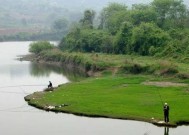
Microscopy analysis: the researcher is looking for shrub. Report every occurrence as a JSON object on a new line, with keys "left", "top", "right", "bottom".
{"left": 177, "top": 73, "right": 189, "bottom": 79}
{"left": 155, "top": 60, "right": 178, "bottom": 75}
{"left": 29, "top": 41, "right": 54, "bottom": 54}
{"left": 159, "top": 67, "right": 178, "bottom": 75}
{"left": 122, "top": 63, "right": 149, "bottom": 74}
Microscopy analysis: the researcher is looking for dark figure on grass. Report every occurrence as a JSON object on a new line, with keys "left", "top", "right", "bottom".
{"left": 48, "top": 81, "right": 53, "bottom": 88}
{"left": 163, "top": 103, "right": 169, "bottom": 123}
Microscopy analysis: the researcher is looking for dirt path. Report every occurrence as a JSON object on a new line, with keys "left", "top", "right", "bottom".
{"left": 142, "top": 81, "right": 188, "bottom": 87}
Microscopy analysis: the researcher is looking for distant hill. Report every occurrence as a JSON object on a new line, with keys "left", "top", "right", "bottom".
{"left": 0, "top": 0, "right": 151, "bottom": 30}
{"left": 0, "top": 0, "right": 188, "bottom": 33}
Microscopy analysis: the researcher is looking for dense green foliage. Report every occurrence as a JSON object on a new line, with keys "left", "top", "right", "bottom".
{"left": 25, "top": 0, "right": 189, "bottom": 126}
{"left": 29, "top": 41, "right": 54, "bottom": 54}
{"left": 60, "top": 29, "right": 113, "bottom": 53}
{"left": 59, "top": 0, "right": 189, "bottom": 59}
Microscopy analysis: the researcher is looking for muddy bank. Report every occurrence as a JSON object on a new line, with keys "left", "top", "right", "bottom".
{"left": 20, "top": 54, "right": 93, "bottom": 76}
{"left": 142, "top": 81, "right": 188, "bottom": 87}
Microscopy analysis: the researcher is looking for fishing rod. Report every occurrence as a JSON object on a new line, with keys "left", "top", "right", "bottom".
{"left": 0, "top": 109, "right": 43, "bottom": 113}
{"left": 0, "top": 104, "right": 28, "bottom": 111}
{"left": 0, "top": 91, "right": 30, "bottom": 95}
{"left": 0, "top": 84, "right": 47, "bottom": 89}
{"left": 156, "top": 88, "right": 164, "bottom": 106}
{"left": 0, "top": 84, "right": 47, "bottom": 94}
{"left": 0, "top": 104, "right": 43, "bottom": 113}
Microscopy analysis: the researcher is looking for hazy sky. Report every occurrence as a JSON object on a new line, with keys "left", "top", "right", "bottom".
{"left": 61, "top": 0, "right": 188, "bottom": 10}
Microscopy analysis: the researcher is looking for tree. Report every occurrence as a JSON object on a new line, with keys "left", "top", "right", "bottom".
{"left": 59, "top": 27, "right": 81, "bottom": 51}
{"left": 130, "top": 22, "right": 170, "bottom": 55}
{"left": 80, "top": 10, "right": 96, "bottom": 29}
{"left": 152, "top": 0, "right": 189, "bottom": 29}
{"left": 59, "top": 28, "right": 112, "bottom": 53}
{"left": 161, "top": 29, "right": 189, "bottom": 58}
{"left": 114, "top": 22, "right": 133, "bottom": 54}
{"left": 130, "top": 4, "right": 157, "bottom": 25}
{"left": 101, "top": 36, "right": 114, "bottom": 53}
{"left": 53, "top": 18, "right": 69, "bottom": 32}
{"left": 99, "top": 3, "right": 128, "bottom": 35}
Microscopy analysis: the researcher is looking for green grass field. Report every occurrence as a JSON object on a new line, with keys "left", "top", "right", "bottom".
{"left": 26, "top": 75, "right": 189, "bottom": 126}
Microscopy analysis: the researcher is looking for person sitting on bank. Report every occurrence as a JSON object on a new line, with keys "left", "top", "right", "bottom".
{"left": 48, "top": 81, "right": 53, "bottom": 88}
{"left": 163, "top": 103, "right": 170, "bottom": 123}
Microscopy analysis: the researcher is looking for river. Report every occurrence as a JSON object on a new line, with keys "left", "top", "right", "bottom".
{"left": 0, "top": 41, "right": 188, "bottom": 135}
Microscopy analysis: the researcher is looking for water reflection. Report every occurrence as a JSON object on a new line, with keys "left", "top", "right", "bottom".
{"left": 164, "top": 127, "right": 169, "bottom": 135}
{"left": 30, "top": 62, "right": 87, "bottom": 81}
{"left": 29, "top": 63, "right": 52, "bottom": 77}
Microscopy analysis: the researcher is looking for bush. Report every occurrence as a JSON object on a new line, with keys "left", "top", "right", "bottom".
{"left": 29, "top": 41, "right": 54, "bottom": 54}
{"left": 122, "top": 63, "right": 149, "bottom": 74}
{"left": 154, "top": 60, "right": 178, "bottom": 75}
{"left": 159, "top": 67, "right": 178, "bottom": 75}
{"left": 177, "top": 73, "right": 189, "bottom": 79}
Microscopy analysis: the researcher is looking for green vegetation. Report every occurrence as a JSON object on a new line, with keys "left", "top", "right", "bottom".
{"left": 26, "top": 75, "right": 189, "bottom": 125}
{"left": 29, "top": 41, "right": 54, "bottom": 54}
{"left": 26, "top": 43, "right": 189, "bottom": 126}
{"left": 32, "top": 48, "right": 189, "bottom": 77}
{"left": 59, "top": 0, "right": 189, "bottom": 60}
{"left": 26, "top": 42, "right": 189, "bottom": 126}
{"left": 25, "top": 0, "right": 189, "bottom": 126}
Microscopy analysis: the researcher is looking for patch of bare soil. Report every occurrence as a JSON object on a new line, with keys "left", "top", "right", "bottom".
{"left": 18, "top": 54, "right": 36, "bottom": 61}
{"left": 142, "top": 81, "right": 188, "bottom": 87}
{"left": 24, "top": 91, "right": 45, "bottom": 101}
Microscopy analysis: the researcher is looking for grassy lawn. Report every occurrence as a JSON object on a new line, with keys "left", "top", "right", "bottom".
{"left": 26, "top": 75, "right": 189, "bottom": 125}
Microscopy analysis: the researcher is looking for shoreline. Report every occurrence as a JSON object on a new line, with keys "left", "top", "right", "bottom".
{"left": 19, "top": 54, "right": 96, "bottom": 77}
{"left": 24, "top": 90, "right": 182, "bottom": 128}
{"left": 22, "top": 53, "right": 189, "bottom": 128}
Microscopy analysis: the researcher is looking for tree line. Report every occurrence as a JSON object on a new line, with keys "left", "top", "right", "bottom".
{"left": 59, "top": 0, "right": 189, "bottom": 59}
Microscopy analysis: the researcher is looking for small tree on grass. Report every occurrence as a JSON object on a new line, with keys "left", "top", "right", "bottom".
{"left": 29, "top": 41, "right": 54, "bottom": 54}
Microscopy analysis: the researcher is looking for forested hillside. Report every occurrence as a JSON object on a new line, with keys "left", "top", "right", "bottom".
{"left": 0, "top": 0, "right": 188, "bottom": 41}
{"left": 0, "top": 0, "right": 150, "bottom": 40}
{"left": 0, "top": 0, "right": 147, "bottom": 28}
{"left": 1, "top": 0, "right": 188, "bottom": 29}
{"left": 0, "top": 0, "right": 79, "bottom": 28}
{"left": 59, "top": 0, "right": 189, "bottom": 60}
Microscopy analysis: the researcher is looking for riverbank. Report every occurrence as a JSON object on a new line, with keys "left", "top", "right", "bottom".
{"left": 23, "top": 51, "right": 189, "bottom": 127}
{"left": 25, "top": 74, "right": 189, "bottom": 127}
{"left": 21, "top": 49, "right": 189, "bottom": 78}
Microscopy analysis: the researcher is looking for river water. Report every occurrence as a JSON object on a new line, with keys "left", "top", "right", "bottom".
{"left": 0, "top": 41, "right": 188, "bottom": 135}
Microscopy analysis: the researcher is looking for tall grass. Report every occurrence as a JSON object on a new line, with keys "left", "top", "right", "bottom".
{"left": 37, "top": 50, "right": 189, "bottom": 77}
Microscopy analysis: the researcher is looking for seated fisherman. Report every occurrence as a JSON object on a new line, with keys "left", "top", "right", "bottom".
{"left": 48, "top": 81, "right": 53, "bottom": 88}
